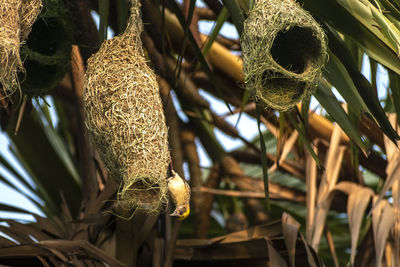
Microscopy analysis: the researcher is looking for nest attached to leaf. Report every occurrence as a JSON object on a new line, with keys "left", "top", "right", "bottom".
{"left": 241, "top": 0, "right": 328, "bottom": 111}
{"left": 0, "top": 0, "right": 42, "bottom": 97}
{"left": 20, "top": 0, "right": 72, "bottom": 96}
{"left": 84, "top": 0, "right": 170, "bottom": 214}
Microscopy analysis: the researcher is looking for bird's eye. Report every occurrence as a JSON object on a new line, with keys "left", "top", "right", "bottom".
{"left": 179, "top": 206, "right": 187, "bottom": 216}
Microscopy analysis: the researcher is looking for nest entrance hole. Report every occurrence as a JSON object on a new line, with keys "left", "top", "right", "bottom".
{"left": 126, "top": 178, "right": 162, "bottom": 204}
{"left": 26, "top": 18, "right": 65, "bottom": 56}
{"left": 270, "top": 26, "right": 322, "bottom": 74}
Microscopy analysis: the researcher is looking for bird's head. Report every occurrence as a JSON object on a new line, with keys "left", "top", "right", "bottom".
{"left": 170, "top": 204, "right": 190, "bottom": 220}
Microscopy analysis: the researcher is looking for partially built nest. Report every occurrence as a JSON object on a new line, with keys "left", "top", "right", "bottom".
{"left": 20, "top": 0, "right": 72, "bottom": 96}
{"left": 0, "top": 0, "right": 42, "bottom": 97}
{"left": 84, "top": 0, "right": 170, "bottom": 214}
{"left": 241, "top": 0, "right": 328, "bottom": 111}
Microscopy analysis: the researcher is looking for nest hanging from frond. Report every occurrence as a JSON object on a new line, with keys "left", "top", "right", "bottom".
{"left": 241, "top": 0, "right": 328, "bottom": 111}
{"left": 84, "top": 0, "right": 170, "bottom": 214}
{"left": 0, "top": 0, "right": 42, "bottom": 97}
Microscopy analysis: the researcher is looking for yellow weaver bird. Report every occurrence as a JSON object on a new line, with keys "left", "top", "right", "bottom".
{"left": 167, "top": 170, "right": 191, "bottom": 220}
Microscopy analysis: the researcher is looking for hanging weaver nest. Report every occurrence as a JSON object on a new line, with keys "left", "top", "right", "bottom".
{"left": 241, "top": 0, "right": 328, "bottom": 111}
{"left": 84, "top": 0, "right": 170, "bottom": 214}
{"left": 20, "top": 0, "right": 72, "bottom": 96}
{"left": 0, "top": 0, "right": 42, "bottom": 98}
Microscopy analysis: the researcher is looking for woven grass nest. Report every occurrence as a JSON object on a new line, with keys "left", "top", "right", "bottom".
{"left": 84, "top": 0, "right": 170, "bottom": 214}
{"left": 241, "top": 0, "right": 328, "bottom": 111}
{"left": 0, "top": 0, "right": 42, "bottom": 97}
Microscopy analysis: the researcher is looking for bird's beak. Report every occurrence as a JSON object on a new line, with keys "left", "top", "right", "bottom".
{"left": 170, "top": 210, "right": 179, "bottom": 217}
{"left": 169, "top": 206, "right": 190, "bottom": 220}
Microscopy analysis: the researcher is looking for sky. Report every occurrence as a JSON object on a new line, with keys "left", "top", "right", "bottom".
{"left": 0, "top": 4, "right": 389, "bottom": 223}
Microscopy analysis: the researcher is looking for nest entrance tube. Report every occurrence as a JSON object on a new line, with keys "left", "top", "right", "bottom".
{"left": 241, "top": 0, "right": 328, "bottom": 111}
{"left": 261, "top": 77, "right": 306, "bottom": 107}
{"left": 119, "top": 179, "right": 163, "bottom": 211}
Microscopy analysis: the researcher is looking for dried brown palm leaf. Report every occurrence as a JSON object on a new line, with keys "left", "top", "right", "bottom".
{"left": 372, "top": 114, "right": 400, "bottom": 213}
{"left": 311, "top": 125, "right": 345, "bottom": 249}
{"left": 0, "top": 181, "right": 120, "bottom": 265}
{"left": 311, "top": 181, "right": 374, "bottom": 259}
{"left": 372, "top": 196, "right": 396, "bottom": 267}
{"left": 310, "top": 195, "right": 332, "bottom": 250}
{"left": 392, "top": 178, "right": 400, "bottom": 267}
{"left": 344, "top": 183, "right": 374, "bottom": 265}
{"left": 0, "top": 240, "right": 124, "bottom": 266}
{"left": 195, "top": 183, "right": 306, "bottom": 203}
{"left": 221, "top": 156, "right": 268, "bottom": 224}
{"left": 324, "top": 227, "right": 339, "bottom": 267}
{"left": 282, "top": 213, "right": 300, "bottom": 267}
{"left": 269, "top": 130, "right": 298, "bottom": 173}
{"left": 179, "top": 126, "right": 203, "bottom": 221}
{"left": 268, "top": 240, "right": 289, "bottom": 267}
{"left": 385, "top": 242, "right": 394, "bottom": 267}
{"left": 306, "top": 142, "right": 318, "bottom": 243}
{"left": 175, "top": 218, "right": 324, "bottom": 266}
{"left": 195, "top": 162, "right": 220, "bottom": 238}
{"left": 370, "top": 114, "right": 400, "bottom": 266}
{"left": 317, "top": 124, "right": 345, "bottom": 202}
{"left": 299, "top": 234, "right": 320, "bottom": 267}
